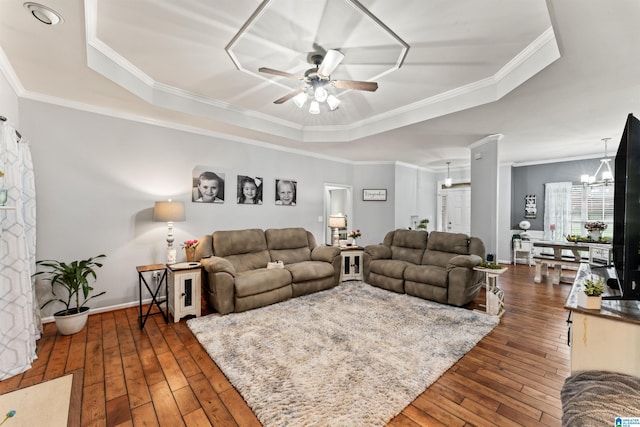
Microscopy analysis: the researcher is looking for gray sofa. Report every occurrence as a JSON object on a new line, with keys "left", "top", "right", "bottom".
{"left": 195, "top": 227, "right": 341, "bottom": 314}
{"left": 363, "top": 229, "right": 486, "bottom": 307}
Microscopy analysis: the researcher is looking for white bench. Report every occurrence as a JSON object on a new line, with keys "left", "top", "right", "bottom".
{"left": 534, "top": 255, "right": 586, "bottom": 285}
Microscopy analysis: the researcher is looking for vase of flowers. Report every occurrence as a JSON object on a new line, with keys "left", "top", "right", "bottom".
{"left": 585, "top": 221, "right": 607, "bottom": 241}
{"left": 182, "top": 239, "right": 199, "bottom": 262}
{"left": 347, "top": 230, "right": 361, "bottom": 246}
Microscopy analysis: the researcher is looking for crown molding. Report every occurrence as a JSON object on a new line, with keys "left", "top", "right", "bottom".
{"left": 83, "top": 0, "right": 560, "bottom": 145}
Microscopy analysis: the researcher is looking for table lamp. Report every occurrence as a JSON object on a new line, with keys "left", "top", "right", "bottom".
{"left": 153, "top": 200, "right": 185, "bottom": 264}
{"left": 328, "top": 214, "right": 346, "bottom": 247}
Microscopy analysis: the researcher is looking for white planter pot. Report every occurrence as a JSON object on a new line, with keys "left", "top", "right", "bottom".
{"left": 578, "top": 293, "right": 602, "bottom": 310}
{"left": 588, "top": 230, "right": 602, "bottom": 241}
{"left": 54, "top": 307, "right": 90, "bottom": 335}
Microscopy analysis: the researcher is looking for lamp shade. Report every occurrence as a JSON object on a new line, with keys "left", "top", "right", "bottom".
{"left": 153, "top": 201, "right": 185, "bottom": 222}
{"left": 328, "top": 215, "right": 346, "bottom": 229}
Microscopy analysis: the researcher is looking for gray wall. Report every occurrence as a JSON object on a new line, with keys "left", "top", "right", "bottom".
{"left": 352, "top": 163, "right": 395, "bottom": 245}
{"left": 0, "top": 71, "right": 18, "bottom": 126}
{"left": 511, "top": 158, "right": 604, "bottom": 230}
{"left": 21, "top": 99, "right": 356, "bottom": 316}
{"left": 497, "top": 164, "right": 513, "bottom": 263}
{"left": 470, "top": 137, "right": 500, "bottom": 258}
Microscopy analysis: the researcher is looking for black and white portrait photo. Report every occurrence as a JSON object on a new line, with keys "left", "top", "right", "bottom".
{"left": 275, "top": 179, "right": 297, "bottom": 206}
{"left": 237, "top": 175, "right": 263, "bottom": 205}
{"left": 192, "top": 167, "right": 225, "bottom": 203}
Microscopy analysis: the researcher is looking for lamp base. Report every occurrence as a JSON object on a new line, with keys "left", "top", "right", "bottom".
{"left": 332, "top": 228, "right": 340, "bottom": 247}
{"left": 167, "top": 249, "right": 177, "bottom": 264}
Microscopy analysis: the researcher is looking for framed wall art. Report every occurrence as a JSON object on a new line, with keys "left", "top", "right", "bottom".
{"left": 275, "top": 179, "right": 297, "bottom": 206}
{"left": 524, "top": 194, "right": 536, "bottom": 218}
{"left": 237, "top": 175, "right": 263, "bottom": 205}
{"left": 363, "top": 189, "right": 387, "bottom": 201}
{"left": 192, "top": 167, "right": 225, "bottom": 203}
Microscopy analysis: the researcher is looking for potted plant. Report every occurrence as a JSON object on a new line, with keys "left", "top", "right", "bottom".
{"left": 417, "top": 218, "right": 429, "bottom": 230}
{"left": 579, "top": 276, "right": 605, "bottom": 310}
{"left": 585, "top": 221, "right": 607, "bottom": 241}
{"left": 35, "top": 254, "right": 106, "bottom": 335}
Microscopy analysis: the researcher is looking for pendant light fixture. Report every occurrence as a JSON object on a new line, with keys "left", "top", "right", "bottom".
{"left": 581, "top": 138, "right": 614, "bottom": 186}
{"left": 444, "top": 162, "right": 453, "bottom": 187}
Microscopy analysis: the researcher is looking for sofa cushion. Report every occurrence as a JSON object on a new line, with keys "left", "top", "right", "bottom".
{"left": 390, "top": 229, "right": 428, "bottom": 264}
{"left": 369, "top": 259, "right": 411, "bottom": 279}
{"left": 213, "top": 229, "right": 267, "bottom": 256}
{"left": 422, "top": 250, "right": 457, "bottom": 268}
{"left": 286, "top": 261, "right": 335, "bottom": 282}
{"left": 404, "top": 265, "right": 448, "bottom": 288}
{"left": 212, "top": 229, "right": 271, "bottom": 272}
{"left": 234, "top": 268, "right": 292, "bottom": 298}
{"left": 427, "top": 231, "right": 470, "bottom": 255}
{"left": 266, "top": 227, "right": 312, "bottom": 264}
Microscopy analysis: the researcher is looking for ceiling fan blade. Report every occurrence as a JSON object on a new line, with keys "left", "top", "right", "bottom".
{"left": 318, "top": 49, "right": 344, "bottom": 77}
{"left": 258, "top": 67, "right": 303, "bottom": 80}
{"left": 274, "top": 88, "right": 304, "bottom": 104}
{"left": 333, "top": 80, "right": 378, "bottom": 92}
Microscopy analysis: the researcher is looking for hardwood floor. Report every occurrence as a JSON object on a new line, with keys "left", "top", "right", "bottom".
{"left": 0, "top": 264, "right": 571, "bottom": 426}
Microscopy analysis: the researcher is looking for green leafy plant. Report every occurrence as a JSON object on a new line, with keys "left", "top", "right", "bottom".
{"left": 479, "top": 261, "right": 503, "bottom": 269}
{"left": 35, "top": 254, "right": 106, "bottom": 315}
{"left": 417, "top": 218, "right": 429, "bottom": 230}
{"left": 583, "top": 277, "right": 605, "bottom": 297}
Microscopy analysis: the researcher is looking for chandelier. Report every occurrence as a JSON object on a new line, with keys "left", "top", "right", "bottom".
{"left": 581, "top": 138, "right": 614, "bottom": 186}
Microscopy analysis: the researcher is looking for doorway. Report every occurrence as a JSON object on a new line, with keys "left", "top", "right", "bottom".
{"left": 437, "top": 183, "right": 471, "bottom": 234}
{"left": 324, "top": 183, "right": 353, "bottom": 245}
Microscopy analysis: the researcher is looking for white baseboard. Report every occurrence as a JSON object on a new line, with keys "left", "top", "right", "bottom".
{"left": 41, "top": 297, "right": 157, "bottom": 324}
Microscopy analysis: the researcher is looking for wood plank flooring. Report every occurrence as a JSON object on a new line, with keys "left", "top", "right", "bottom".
{"left": 0, "top": 264, "right": 571, "bottom": 426}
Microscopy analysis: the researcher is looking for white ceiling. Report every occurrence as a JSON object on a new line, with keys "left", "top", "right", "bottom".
{"left": 1, "top": 0, "right": 640, "bottom": 170}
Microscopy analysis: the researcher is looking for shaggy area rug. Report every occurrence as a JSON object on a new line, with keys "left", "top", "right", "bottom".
{"left": 187, "top": 281, "right": 499, "bottom": 427}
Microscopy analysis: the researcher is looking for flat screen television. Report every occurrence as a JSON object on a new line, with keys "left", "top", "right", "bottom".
{"left": 608, "top": 113, "right": 640, "bottom": 300}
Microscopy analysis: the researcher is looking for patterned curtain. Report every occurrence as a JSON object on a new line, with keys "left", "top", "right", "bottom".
{"left": 0, "top": 120, "right": 40, "bottom": 380}
{"left": 544, "top": 182, "right": 573, "bottom": 242}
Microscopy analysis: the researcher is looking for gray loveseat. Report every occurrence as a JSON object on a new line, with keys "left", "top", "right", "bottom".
{"left": 363, "top": 229, "right": 485, "bottom": 307}
{"left": 195, "top": 227, "right": 341, "bottom": 314}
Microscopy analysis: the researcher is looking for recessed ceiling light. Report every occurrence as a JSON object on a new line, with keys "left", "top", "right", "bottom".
{"left": 23, "top": 2, "right": 63, "bottom": 25}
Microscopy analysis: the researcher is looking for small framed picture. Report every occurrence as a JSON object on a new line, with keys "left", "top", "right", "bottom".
{"left": 237, "top": 175, "right": 263, "bottom": 205}
{"left": 275, "top": 179, "right": 297, "bottom": 206}
{"left": 192, "top": 168, "right": 225, "bottom": 203}
{"left": 363, "top": 189, "right": 387, "bottom": 201}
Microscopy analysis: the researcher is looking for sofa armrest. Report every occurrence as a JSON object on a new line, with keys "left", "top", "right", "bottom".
{"left": 311, "top": 245, "right": 341, "bottom": 263}
{"left": 447, "top": 254, "right": 483, "bottom": 270}
{"left": 364, "top": 244, "right": 391, "bottom": 260}
{"left": 201, "top": 256, "right": 236, "bottom": 276}
{"left": 446, "top": 254, "right": 484, "bottom": 306}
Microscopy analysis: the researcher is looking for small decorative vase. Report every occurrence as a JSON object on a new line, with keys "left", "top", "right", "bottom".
{"left": 351, "top": 238, "right": 357, "bottom": 246}
{"left": 0, "top": 189, "right": 7, "bottom": 206}
{"left": 588, "top": 230, "right": 602, "bottom": 241}
{"left": 185, "top": 247, "right": 196, "bottom": 262}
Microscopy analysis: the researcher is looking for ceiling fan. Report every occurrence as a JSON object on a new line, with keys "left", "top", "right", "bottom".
{"left": 258, "top": 49, "right": 378, "bottom": 110}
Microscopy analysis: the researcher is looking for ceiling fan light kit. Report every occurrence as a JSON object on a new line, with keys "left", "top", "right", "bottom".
{"left": 259, "top": 49, "right": 378, "bottom": 114}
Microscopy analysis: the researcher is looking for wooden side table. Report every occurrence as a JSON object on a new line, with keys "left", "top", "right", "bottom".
{"left": 167, "top": 262, "right": 202, "bottom": 322}
{"left": 137, "top": 264, "right": 168, "bottom": 329}
{"left": 473, "top": 266, "right": 507, "bottom": 317}
{"left": 340, "top": 246, "right": 364, "bottom": 281}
